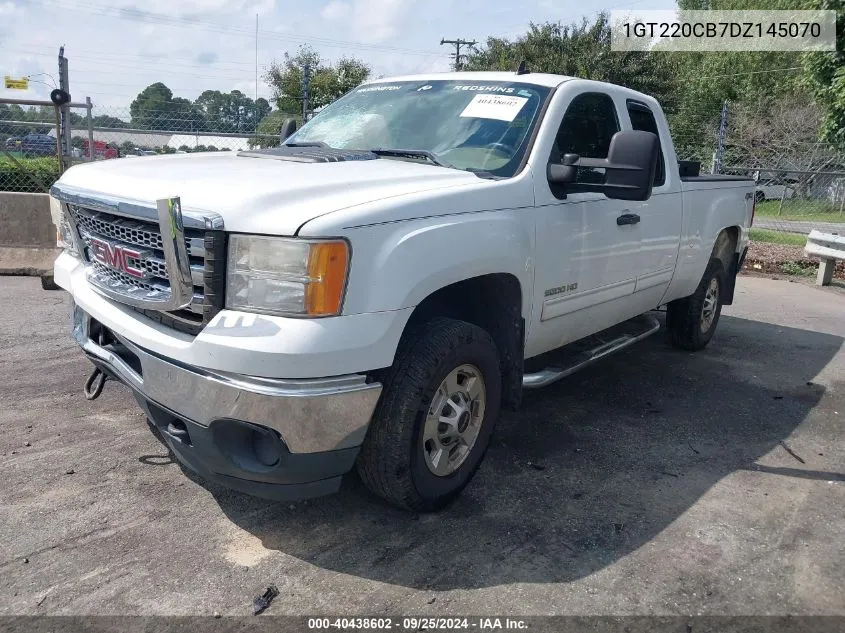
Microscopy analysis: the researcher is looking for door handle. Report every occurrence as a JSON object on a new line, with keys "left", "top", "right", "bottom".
{"left": 617, "top": 213, "right": 641, "bottom": 226}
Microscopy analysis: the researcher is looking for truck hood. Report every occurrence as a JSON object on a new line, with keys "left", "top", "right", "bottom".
{"left": 57, "top": 151, "right": 484, "bottom": 234}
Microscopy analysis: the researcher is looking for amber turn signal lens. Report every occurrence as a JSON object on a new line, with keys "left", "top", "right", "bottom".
{"left": 305, "top": 241, "right": 349, "bottom": 316}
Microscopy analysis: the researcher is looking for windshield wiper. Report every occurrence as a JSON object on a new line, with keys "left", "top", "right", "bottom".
{"left": 370, "top": 148, "right": 454, "bottom": 169}
{"left": 284, "top": 141, "right": 329, "bottom": 148}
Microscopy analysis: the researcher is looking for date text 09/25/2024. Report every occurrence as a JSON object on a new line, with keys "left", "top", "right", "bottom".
{"left": 307, "top": 617, "right": 529, "bottom": 630}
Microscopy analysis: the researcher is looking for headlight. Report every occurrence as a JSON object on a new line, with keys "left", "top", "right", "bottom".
{"left": 49, "top": 196, "right": 78, "bottom": 255}
{"left": 225, "top": 235, "right": 350, "bottom": 317}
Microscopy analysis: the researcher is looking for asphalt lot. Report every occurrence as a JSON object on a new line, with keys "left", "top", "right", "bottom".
{"left": 1, "top": 275, "right": 844, "bottom": 617}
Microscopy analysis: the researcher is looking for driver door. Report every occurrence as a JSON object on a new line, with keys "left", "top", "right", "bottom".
{"left": 528, "top": 91, "right": 642, "bottom": 357}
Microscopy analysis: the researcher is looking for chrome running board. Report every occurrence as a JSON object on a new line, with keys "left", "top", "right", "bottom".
{"left": 522, "top": 314, "right": 661, "bottom": 389}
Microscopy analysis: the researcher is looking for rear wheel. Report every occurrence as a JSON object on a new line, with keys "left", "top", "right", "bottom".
{"left": 666, "top": 258, "right": 726, "bottom": 351}
{"left": 356, "top": 318, "right": 501, "bottom": 511}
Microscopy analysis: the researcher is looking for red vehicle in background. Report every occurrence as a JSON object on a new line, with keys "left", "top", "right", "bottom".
{"left": 82, "top": 139, "right": 118, "bottom": 159}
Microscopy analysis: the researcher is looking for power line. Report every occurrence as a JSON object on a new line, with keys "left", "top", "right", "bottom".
{"left": 440, "top": 38, "right": 477, "bottom": 71}
{"left": 29, "top": 0, "right": 444, "bottom": 57}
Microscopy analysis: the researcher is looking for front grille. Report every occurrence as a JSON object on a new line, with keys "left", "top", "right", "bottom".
{"left": 74, "top": 210, "right": 180, "bottom": 253}
{"left": 68, "top": 205, "right": 225, "bottom": 334}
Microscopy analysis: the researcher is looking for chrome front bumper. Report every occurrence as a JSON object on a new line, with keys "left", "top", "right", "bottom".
{"left": 72, "top": 304, "right": 382, "bottom": 454}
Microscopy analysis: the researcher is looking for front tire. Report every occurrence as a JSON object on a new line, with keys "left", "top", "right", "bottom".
{"left": 666, "top": 258, "right": 726, "bottom": 351}
{"left": 356, "top": 318, "right": 501, "bottom": 512}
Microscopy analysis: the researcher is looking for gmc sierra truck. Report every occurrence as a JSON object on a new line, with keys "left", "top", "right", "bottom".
{"left": 50, "top": 71, "right": 754, "bottom": 511}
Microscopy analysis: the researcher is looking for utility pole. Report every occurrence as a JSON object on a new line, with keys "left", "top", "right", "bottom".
{"left": 255, "top": 13, "right": 258, "bottom": 101}
{"left": 302, "top": 63, "right": 311, "bottom": 122}
{"left": 713, "top": 100, "right": 728, "bottom": 174}
{"left": 440, "top": 38, "right": 476, "bottom": 71}
{"left": 58, "top": 46, "right": 72, "bottom": 171}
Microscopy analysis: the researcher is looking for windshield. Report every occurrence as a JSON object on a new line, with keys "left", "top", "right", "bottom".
{"left": 286, "top": 80, "right": 552, "bottom": 177}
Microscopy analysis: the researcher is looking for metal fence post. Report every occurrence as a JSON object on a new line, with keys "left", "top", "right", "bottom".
{"left": 53, "top": 105, "right": 64, "bottom": 175}
{"left": 86, "top": 97, "right": 95, "bottom": 161}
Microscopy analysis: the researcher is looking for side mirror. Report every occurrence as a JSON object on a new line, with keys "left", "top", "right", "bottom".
{"left": 547, "top": 153, "right": 579, "bottom": 184}
{"left": 280, "top": 118, "right": 298, "bottom": 140}
{"left": 547, "top": 130, "right": 659, "bottom": 201}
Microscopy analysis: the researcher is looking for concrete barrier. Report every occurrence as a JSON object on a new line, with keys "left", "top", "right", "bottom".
{"left": 0, "top": 192, "right": 60, "bottom": 277}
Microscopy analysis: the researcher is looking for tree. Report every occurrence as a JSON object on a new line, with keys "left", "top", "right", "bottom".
{"left": 248, "top": 110, "right": 300, "bottom": 148}
{"left": 194, "top": 90, "right": 271, "bottom": 133}
{"left": 92, "top": 115, "right": 129, "bottom": 129}
{"left": 668, "top": 0, "right": 811, "bottom": 161}
{"left": 801, "top": 0, "right": 845, "bottom": 149}
{"left": 130, "top": 83, "right": 205, "bottom": 132}
{"left": 464, "top": 15, "right": 679, "bottom": 110}
{"left": 725, "top": 96, "right": 840, "bottom": 173}
{"left": 120, "top": 140, "right": 136, "bottom": 153}
{"left": 265, "top": 45, "right": 371, "bottom": 115}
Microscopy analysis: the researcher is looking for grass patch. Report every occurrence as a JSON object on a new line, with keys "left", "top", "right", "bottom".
{"left": 749, "top": 228, "right": 807, "bottom": 246}
{"left": 779, "top": 261, "right": 815, "bottom": 276}
{"left": 755, "top": 200, "right": 845, "bottom": 223}
{"left": 0, "top": 155, "right": 60, "bottom": 193}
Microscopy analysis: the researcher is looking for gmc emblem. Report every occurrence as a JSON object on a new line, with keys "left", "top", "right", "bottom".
{"left": 88, "top": 237, "right": 148, "bottom": 279}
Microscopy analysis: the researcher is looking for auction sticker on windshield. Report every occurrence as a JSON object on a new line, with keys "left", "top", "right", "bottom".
{"left": 460, "top": 94, "right": 529, "bottom": 122}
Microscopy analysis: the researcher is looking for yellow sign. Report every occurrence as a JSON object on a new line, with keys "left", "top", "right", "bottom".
{"left": 4, "top": 76, "right": 29, "bottom": 90}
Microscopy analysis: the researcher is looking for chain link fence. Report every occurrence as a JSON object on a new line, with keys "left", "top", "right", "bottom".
{"left": 3, "top": 97, "right": 844, "bottom": 241}
{"left": 1, "top": 101, "right": 293, "bottom": 194}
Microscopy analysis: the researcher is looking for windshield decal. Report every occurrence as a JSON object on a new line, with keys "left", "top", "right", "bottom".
{"left": 357, "top": 85, "right": 402, "bottom": 93}
{"left": 460, "top": 94, "right": 529, "bottom": 122}
{"left": 452, "top": 85, "right": 516, "bottom": 93}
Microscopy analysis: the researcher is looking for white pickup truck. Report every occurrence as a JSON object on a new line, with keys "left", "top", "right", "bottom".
{"left": 50, "top": 71, "right": 754, "bottom": 511}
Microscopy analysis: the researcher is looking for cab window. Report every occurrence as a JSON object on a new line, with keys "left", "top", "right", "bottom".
{"left": 626, "top": 100, "right": 666, "bottom": 187}
{"left": 551, "top": 92, "right": 620, "bottom": 185}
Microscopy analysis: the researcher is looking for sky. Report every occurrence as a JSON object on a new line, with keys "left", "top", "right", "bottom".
{"left": 0, "top": 0, "right": 678, "bottom": 116}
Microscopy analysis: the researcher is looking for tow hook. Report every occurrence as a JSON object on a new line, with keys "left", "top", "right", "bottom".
{"left": 84, "top": 367, "right": 107, "bottom": 400}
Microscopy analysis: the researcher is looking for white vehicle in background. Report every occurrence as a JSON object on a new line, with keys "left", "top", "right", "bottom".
{"left": 50, "top": 71, "right": 755, "bottom": 511}
{"left": 755, "top": 176, "right": 798, "bottom": 202}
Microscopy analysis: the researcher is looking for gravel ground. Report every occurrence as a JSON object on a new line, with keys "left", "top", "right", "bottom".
{"left": 743, "top": 241, "right": 845, "bottom": 279}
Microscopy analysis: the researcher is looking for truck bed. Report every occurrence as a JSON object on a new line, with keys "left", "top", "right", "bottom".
{"left": 681, "top": 174, "right": 754, "bottom": 182}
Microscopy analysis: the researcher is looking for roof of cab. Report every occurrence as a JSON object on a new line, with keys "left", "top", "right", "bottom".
{"left": 363, "top": 71, "right": 575, "bottom": 89}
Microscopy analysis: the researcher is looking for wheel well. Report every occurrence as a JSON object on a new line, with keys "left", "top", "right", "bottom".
{"left": 712, "top": 226, "right": 740, "bottom": 305}
{"left": 712, "top": 226, "right": 738, "bottom": 270}
{"left": 402, "top": 273, "right": 525, "bottom": 410}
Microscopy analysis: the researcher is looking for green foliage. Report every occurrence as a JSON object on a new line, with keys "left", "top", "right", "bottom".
{"left": 749, "top": 228, "right": 808, "bottom": 246}
{"left": 130, "top": 82, "right": 205, "bottom": 132}
{"left": 0, "top": 103, "right": 55, "bottom": 138}
{"left": 193, "top": 89, "right": 271, "bottom": 133}
{"left": 0, "top": 155, "right": 60, "bottom": 193}
{"left": 780, "top": 260, "right": 816, "bottom": 275}
{"left": 91, "top": 114, "right": 129, "bottom": 129}
{"left": 128, "top": 83, "right": 274, "bottom": 134}
{"left": 801, "top": 0, "right": 845, "bottom": 149}
{"left": 464, "top": 15, "right": 679, "bottom": 110}
{"left": 248, "top": 110, "right": 301, "bottom": 148}
{"left": 265, "top": 45, "right": 371, "bottom": 114}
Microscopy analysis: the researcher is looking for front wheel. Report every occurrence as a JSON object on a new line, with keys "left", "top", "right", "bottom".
{"left": 356, "top": 318, "right": 501, "bottom": 511}
{"left": 666, "top": 258, "right": 726, "bottom": 351}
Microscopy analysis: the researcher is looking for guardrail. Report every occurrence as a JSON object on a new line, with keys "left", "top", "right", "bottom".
{"left": 804, "top": 230, "right": 845, "bottom": 286}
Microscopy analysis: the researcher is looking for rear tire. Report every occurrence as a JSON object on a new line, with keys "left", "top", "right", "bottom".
{"left": 356, "top": 318, "right": 501, "bottom": 512}
{"left": 666, "top": 258, "right": 726, "bottom": 351}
